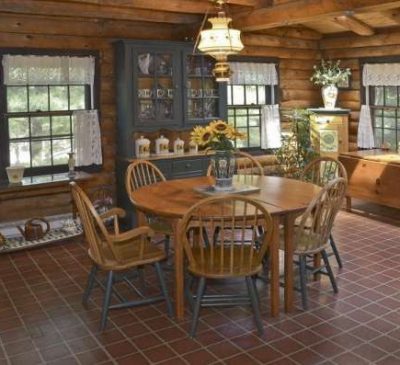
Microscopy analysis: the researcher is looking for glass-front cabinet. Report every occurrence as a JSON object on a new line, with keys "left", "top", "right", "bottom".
{"left": 184, "top": 52, "right": 225, "bottom": 124}
{"left": 134, "top": 48, "right": 180, "bottom": 127}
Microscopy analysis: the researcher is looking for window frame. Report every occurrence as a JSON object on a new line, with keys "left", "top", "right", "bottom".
{"left": 0, "top": 48, "right": 100, "bottom": 180}
{"left": 225, "top": 57, "right": 279, "bottom": 153}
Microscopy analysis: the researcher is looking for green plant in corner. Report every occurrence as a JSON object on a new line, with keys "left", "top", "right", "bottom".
{"left": 275, "top": 109, "right": 319, "bottom": 178}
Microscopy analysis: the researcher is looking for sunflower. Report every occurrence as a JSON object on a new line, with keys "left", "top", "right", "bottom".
{"left": 209, "top": 120, "right": 230, "bottom": 135}
{"left": 198, "top": 127, "right": 213, "bottom": 146}
{"left": 190, "top": 126, "right": 206, "bottom": 145}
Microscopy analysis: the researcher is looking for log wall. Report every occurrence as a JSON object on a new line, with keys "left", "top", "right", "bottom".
{"left": 0, "top": 13, "right": 320, "bottom": 222}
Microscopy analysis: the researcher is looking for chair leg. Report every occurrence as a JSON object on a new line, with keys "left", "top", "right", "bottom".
{"left": 246, "top": 276, "right": 264, "bottom": 336}
{"left": 185, "top": 274, "right": 195, "bottom": 311}
{"left": 190, "top": 277, "right": 206, "bottom": 338}
{"left": 82, "top": 264, "right": 98, "bottom": 307}
{"left": 298, "top": 255, "right": 308, "bottom": 310}
{"left": 164, "top": 235, "right": 170, "bottom": 257}
{"left": 321, "top": 249, "right": 338, "bottom": 293}
{"left": 100, "top": 271, "right": 114, "bottom": 331}
{"left": 329, "top": 233, "right": 343, "bottom": 269}
{"left": 137, "top": 266, "right": 146, "bottom": 295}
{"left": 154, "top": 262, "right": 173, "bottom": 317}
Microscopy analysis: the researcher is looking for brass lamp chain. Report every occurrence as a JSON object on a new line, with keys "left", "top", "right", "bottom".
{"left": 193, "top": 5, "right": 210, "bottom": 55}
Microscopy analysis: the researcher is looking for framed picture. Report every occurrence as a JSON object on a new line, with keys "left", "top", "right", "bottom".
{"left": 337, "top": 74, "right": 351, "bottom": 89}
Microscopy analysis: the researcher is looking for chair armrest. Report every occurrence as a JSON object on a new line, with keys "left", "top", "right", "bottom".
{"left": 111, "top": 226, "right": 154, "bottom": 244}
{"left": 99, "top": 207, "right": 126, "bottom": 220}
{"left": 99, "top": 207, "right": 126, "bottom": 235}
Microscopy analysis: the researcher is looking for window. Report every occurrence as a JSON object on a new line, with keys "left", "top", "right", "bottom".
{"left": 1, "top": 52, "right": 96, "bottom": 178}
{"left": 370, "top": 86, "right": 400, "bottom": 149}
{"left": 226, "top": 62, "right": 279, "bottom": 149}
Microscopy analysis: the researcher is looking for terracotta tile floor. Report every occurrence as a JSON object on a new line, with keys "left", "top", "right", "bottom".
{"left": 1, "top": 210, "right": 400, "bottom": 364}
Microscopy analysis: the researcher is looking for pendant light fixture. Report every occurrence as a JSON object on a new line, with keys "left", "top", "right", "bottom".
{"left": 196, "top": 0, "right": 244, "bottom": 82}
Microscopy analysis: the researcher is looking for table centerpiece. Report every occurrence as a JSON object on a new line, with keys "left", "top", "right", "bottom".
{"left": 191, "top": 120, "right": 245, "bottom": 191}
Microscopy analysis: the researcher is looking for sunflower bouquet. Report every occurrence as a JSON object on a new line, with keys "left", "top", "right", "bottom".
{"left": 190, "top": 120, "right": 245, "bottom": 151}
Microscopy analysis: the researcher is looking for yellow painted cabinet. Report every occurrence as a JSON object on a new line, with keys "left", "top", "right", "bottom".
{"left": 308, "top": 109, "right": 350, "bottom": 159}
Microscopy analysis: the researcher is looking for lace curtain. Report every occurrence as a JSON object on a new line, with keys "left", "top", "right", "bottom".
{"left": 261, "top": 105, "right": 281, "bottom": 149}
{"left": 358, "top": 63, "right": 400, "bottom": 148}
{"left": 229, "top": 62, "right": 278, "bottom": 85}
{"left": 2, "top": 55, "right": 95, "bottom": 106}
{"left": 73, "top": 110, "right": 102, "bottom": 166}
{"left": 2, "top": 55, "right": 94, "bottom": 85}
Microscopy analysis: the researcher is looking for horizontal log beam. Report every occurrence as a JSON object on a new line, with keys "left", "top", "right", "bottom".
{"left": 380, "top": 9, "right": 400, "bottom": 24}
{"left": 334, "top": 14, "right": 375, "bottom": 36}
{"left": 234, "top": 0, "right": 400, "bottom": 31}
{"left": 0, "top": 0, "right": 200, "bottom": 24}
{"left": 242, "top": 33, "right": 318, "bottom": 49}
{"left": 321, "top": 28, "right": 400, "bottom": 49}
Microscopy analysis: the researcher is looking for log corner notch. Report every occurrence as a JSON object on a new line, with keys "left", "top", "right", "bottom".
{"left": 334, "top": 12, "right": 375, "bottom": 36}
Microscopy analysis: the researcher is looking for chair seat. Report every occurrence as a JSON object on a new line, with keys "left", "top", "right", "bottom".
{"left": 89, "top": 240, "right": 166, "bottom": 271}
{"left": 187, "top": 246, "right": 262, "bottom": 279}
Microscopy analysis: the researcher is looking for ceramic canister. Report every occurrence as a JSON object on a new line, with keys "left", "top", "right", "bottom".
{"left": 189, "top": 140, "right": 198, "bottom": 154}
{"left": 173, "top": 138, "right": 184, "bottom": 155}
{"left": 135, "top": 135, "right": 150, "bottom": 158}
{"left": 155, "top": 135, "right": 169, "bottom": 155}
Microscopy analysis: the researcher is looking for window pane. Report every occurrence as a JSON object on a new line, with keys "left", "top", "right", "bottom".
{"left": 248, "top": 128, "right": 260, "bottom": 147}
{"left": 385, "top": 86, "right": 398, "bottom": 106}
{"left": 29, "top": 86, "right": 49, "bottom": 112}
{"left": 236, "top": 128, "right": 248, "bottom": 148}
{"left": 9, "top": 141, "right": 31, "bottom": 167}
{"left": 52, "top": 116, "right": 71, "bottom": 135}
{"left": 374, "top": 129, "right": 383, "bottom": 148}
{"left": 9, "top": 117, "right": 29, "bottom": 139}
{"left": 31, "top": 117, "right": 50, "bottom": 137}
{"left": 235, "top": 116, "right": 248, "bottom": 127}
{"left": 245, "top": 85, "right": 257, "bottom": 105}
{"left": 7, "top": 86, "right": 28, "bottom": 112}
{"left": 383, "top": 129, "right": 396, "bottom": 150}
{"left": 235, "top": 108, "right": 247, "bottom": 115}
{"left": 52, "top": 139, "right": 71, "bottom": 165}
{"left": 232, "top": 85, "right": 244, "bottom": 105}
{"left": 374, "top": 86, "right": 384, "bottom": 105}
{"left": 258, "top": 86, "right": 266, "bottom": 105}
{"left": 32, "top": 140, "right": 51, "bottom": 167}
{"left": 373, "top": 109, "right": 383, "bottom": 128}
{"left": 249, "top": 108, "right": 260, "bottom": 115}
{"left": 249, "top": 116, "right": 260, "bottom": 127}
{"left": 50, "top": 86, "right": 68, "bottom": 111}
{"left": 70, "top": 86, "right": 86, "bottom": 110}
{"left": 383, "top": 110, "right": 396, "bottom": 129}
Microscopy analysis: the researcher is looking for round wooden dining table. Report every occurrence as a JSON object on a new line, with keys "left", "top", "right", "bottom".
{"left": 130, "top": 174, "right": 321, "bottom": 320}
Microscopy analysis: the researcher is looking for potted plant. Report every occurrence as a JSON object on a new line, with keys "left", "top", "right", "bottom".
{"left": 275, "top": 109, "right": 319, "bottom": 178}
{"left": 190, "top": 120, "right": 245, "bottom": 191}
{"left": 310, "top": 59, "right": 351, "bottom": 109}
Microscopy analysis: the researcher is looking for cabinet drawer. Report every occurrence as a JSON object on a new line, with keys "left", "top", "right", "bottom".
{"left": 172, "top": 158, "right": 204, "bottom": 175}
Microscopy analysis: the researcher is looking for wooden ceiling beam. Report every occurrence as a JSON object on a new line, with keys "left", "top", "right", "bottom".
{"left": 334, "top": 14, "right": 375, "bottom": 36}
{"left": 36, "top": 0, "right": 209, "bottom": 14}
{"left": 234, "top": 0, "right": 400, "bottom": 31}
{"left": 381, "top": 8, "right": 400, "bottom": 24}
{"left": 0, "top": 0, "right": 201, "bottom": 24}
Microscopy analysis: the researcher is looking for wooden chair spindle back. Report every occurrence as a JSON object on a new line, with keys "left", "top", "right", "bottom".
{"left": 296, "top": 177, "right": 347, "bottom": 253}
{"left": 180, "top": 195, "right": 273, "bottom": 276}
{"left": 301, "top": 157, "right": 348, "bottom": 187}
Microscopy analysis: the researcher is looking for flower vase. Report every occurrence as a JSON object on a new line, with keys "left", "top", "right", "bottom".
{"left": 211, "top": 150, "right": 236, "bottom": 191}
{"left": 321, "top": 84, "right": 338, "bottom": 109}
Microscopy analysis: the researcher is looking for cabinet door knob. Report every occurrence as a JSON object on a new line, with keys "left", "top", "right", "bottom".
{"left": 376, "top": 178, "right": 381, "bottom": 186}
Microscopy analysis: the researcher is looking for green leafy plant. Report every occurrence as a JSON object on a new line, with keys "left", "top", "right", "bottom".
{"left": 311, "top": 59, "right": 351, "bottom": 87}
{"left": 275, "top": 109, "right": 319, "bottom": 178}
